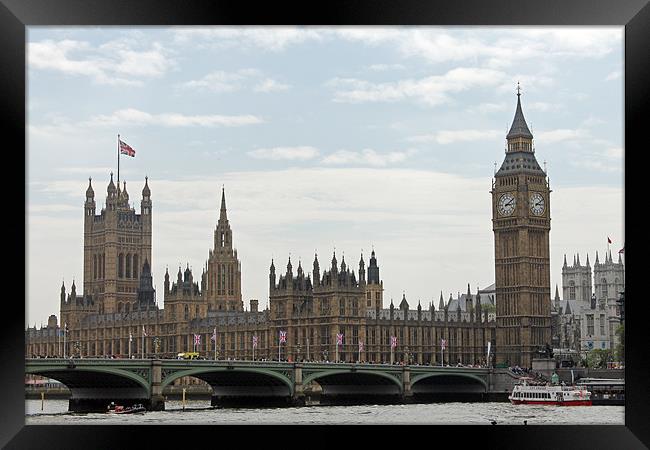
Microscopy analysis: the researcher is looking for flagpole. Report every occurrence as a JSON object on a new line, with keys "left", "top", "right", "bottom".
{"left": 306, "top": 337, "right": 309, "bottom": 361}
{"left": 63, "top": 325, "right": 67, "bottom": 359}
{"left": 58, "top": 327, "right": 61, "bottom": 358}
{"left": 278, "top": 336, "right": 281, "bottom": 362}
{"left": 129, "top": 333, "right": 132, "bottom": 359}
{"left": 441, "top": 340, "right": 444, "bottom": 367}
{"left": 142, "top": 327, "right": 144, "bottom": 359}
{"left": 117, "top": 134, "right": 120, "bottom": 184}
{"left": 214, "top": 328, "right": 217, "bottom": 360}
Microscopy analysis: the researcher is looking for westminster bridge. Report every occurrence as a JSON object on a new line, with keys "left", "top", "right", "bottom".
{"left": 25, "top": 358, "right": 520, "bottom": 411}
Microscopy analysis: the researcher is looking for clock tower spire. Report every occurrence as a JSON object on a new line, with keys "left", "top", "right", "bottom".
{"left": 492, "top": 86, "right": 552, "bottom": 368}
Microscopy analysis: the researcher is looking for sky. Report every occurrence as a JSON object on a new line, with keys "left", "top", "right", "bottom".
{"left": 26, "top": 26, "right": 624, "bottom": 327}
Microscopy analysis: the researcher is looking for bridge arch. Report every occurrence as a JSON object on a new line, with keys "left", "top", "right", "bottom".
{"left": 303, "top": 369, "right": 403, "bottom": 394}
{"left": 411, "top": 372, "right": 488, "bottom": 392}
{"left": 160, "top": 367, "right": 294, "bottom": 395}
{"left": 26, "top": 366, "right": 151, "bottom": 395}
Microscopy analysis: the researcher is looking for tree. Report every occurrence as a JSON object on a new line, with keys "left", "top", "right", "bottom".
{"left": 586, "top": 348, "right": 613, "bottom": 369}
{"left": 615, "top": 324, "right": 624, "bottom": 363}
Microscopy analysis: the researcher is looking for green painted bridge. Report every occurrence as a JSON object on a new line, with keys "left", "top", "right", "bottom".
{"left": 25, "top": 359, "right": 517, "bottom": 411}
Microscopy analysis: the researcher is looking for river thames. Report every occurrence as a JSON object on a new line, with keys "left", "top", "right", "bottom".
{"left": 25, "top": 399, "right": 624, "bottom": 425}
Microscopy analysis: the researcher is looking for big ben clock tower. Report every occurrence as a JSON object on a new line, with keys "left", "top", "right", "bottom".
{"left": 492, "top": 86, "right": 552, "bottom": 368}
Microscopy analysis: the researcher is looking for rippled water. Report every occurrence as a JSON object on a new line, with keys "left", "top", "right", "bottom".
{"left": 25, "top": 400, "right": 624, "bottom": 425}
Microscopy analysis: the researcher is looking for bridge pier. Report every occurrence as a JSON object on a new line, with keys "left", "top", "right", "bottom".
{"left": 402, "top": 366, "right": 413, "bottom": 403}
{"left": 149, "top": 359, "right": 165, "bottom": 411}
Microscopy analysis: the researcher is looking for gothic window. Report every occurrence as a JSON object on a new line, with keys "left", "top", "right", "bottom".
{"left": 184, "top": 305, "right": 189, "bottom": 320}
{"left": 339, "top": 298, "right": 345, "bottom": 316}
{"left": 221, "top": 232, "right": 225, "bottom": 247}
{"left": 118, "top": 253, "right": 124, "bottom": 278}
{"left": 125, "top": 303, "right": 130, "bottom": 313}
{"left": 601, "top": 279, "right": 608, "bottom": 299}
{"left": 582, "top": 280, "right": 588, "bottom": 302}
{"left": 367, "top": 292, "right": 371, "bottom": 299}
{"left": 132, "top": 254, "right": 138, "bottom": 278}
{"left": 195, "top": 306, "right": 199, "bottom": 318}
{"left": 375, "top": 292, "right": 380, "bottom": 300}
{"left": 569, "top": 281, "right": 575, "bottom": 300}
{"left": 126, "top": 254, "right": 132, "bottom": 279}
{"left": 118, "top": 303, "right": 123, "bottom": 313}
{"left": 352, "top": 298, "right": 358, "bottom": 316}
{"left": 600, "top": 314, "right": 605, "bottom": 335}
{"left": 93, "top": 255, "right": 97, "bottom": 279}
{"left": 320, "top": 325, "right": 330, "bottom": 346}
{"left": 102, "top": 253, "right": 105, "bottom": 279}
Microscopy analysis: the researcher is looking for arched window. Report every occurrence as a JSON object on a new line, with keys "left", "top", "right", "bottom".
{"left": 340, "top": 298, "right": 346, "bottom": 316}
{"left": 601, "top": 279, "right": 608, "bottom": 298}
{"left": 118, "top": 254, "right": 124, "bottom": 278}
{"left": 118, "top": 303, "right": 123, "bottom": 313}
{"left": 195, "top": 306, "right": 199, "bottom": 318}
{"left": 184, "top": 305, "right": 189, "bottom": 320}
{"left": 582, "top": 280, "right": 588, "bottom": 302}
{"left": 132, "top": 254, "right": 139, "bottom": 278}
{"left": 125, "top": 303, "right": 130, "bottom": 313}
{"left": 569, "top": 281, "right": 575, "bottom": 300}
{"left": 101, "top": 253, "right": 105, "bottom": 279}
{"left": 93, "top": 255, "right": 97, "bottom": 279}
{"left": 126, "top": 254, "right": 132, "bottom": 279}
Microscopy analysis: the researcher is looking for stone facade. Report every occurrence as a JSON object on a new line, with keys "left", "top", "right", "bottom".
{"left": 26, "top": 174, "right": 497, "bottom": 365}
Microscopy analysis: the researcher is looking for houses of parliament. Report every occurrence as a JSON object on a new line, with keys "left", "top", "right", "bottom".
{"left": 26, "top": 92, "right": 554, "bottom": 368}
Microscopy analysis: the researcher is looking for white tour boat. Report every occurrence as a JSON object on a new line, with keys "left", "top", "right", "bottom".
{"left": 509, "top": 378, "right": 591, "bottom": 406}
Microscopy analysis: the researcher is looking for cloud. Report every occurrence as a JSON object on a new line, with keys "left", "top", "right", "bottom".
{"left": 367, "top": 63, "right": 406, "bottom": 71}
{"left": 327, "top": 67, "right": 507, "bottom": 106}
{"left": 66, "top": 108, "right": 264, "bottom": 129}
{"left": 253, "top": 78, "right": 290, "bottom": 92}
{"left": 180, "top": 68, "right": 290, "bottom": 94}
{"left": 321, "top": 149, "right": 417, "bottom": 166}
{"left": 248, "top": 146, "right": 320, "bottom": 161}
{"left": 28, "top": 39, "right": 173, "bottom": 86}
{"left": 605, "top": 70, "right": 622, "bottom": 81}
{"left": 570, "top": 147, "right": 623, "bottom": 173}
{"left": 171, "top": 27, "right": 324, "bottom": 51}
{"left": 408, "top": 130, "right": 502, "bottom": 145}
{"left": 535, "top": 128, "right": 590, "bottom": 145}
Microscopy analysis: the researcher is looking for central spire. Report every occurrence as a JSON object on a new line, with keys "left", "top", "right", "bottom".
{"left": 219, "top": 185, "right": 228, "bottom": 222}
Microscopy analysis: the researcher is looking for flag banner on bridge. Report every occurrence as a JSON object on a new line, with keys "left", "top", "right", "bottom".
{"left": 390, "top": 336, "right": 397, "bottom": 348}
{"left": 253, "top": 335, "right": 258, "bottom": 348}
{"left": 194, "top": 334, "right": 201, "bottom": 345}
{"left": 336, "top": 333, "right": 344, "bottom": 345}
{"left": 279, "top": 330, "right": 287, "bottom": 343}
{"left": 441, "top": 338, "right": 447, "bottom": 350}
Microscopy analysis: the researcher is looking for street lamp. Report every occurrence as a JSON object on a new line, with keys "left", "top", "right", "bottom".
{"left": 296, "top": 344, "right": 302, "bottom": 363}
{"left": 153, "top": 337, "right": 160, "bottom": 356}
{"left": 322, "top": 349, "right": 328, "bottom": 362}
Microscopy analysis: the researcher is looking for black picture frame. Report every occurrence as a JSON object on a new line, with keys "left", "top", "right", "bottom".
{"left": 2, "top": 0, "right": 646, "bottom": 448}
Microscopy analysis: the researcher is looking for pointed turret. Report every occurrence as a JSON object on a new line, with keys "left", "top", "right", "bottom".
{"left": 60, "top": 280, "right": 66, "bottom": 304}
{"left": 367, "top": 249, "right": 380, "bottom": 284}
{"left": 297, "top": 259, "right": 303, "bottom": 277}
{"left": 86, "top": 177, "right": 95, "bottom": 199}
{"left": 576, "top": 253, "right": 581, "bottom": 266}
{"left": 563, "top": 254, "right": 567, "bottom": 268}
{"left": 340, "top": 254, "right": 347, "bottom": 272}
{"left": 439, "top": 291, "right": 444, "bottom": 310}
{"left": 313, "top": 253, "right": 320, "bottom": 286}
{"left": 164, "top": 267, "right": 170, "bottom": 293}
{"left": 595, "top": 251, "right": 600, "bottom": 264}
{"left": 564, "top": 300, "right": 572, "bottom": 315}
{"left": 269, "top": 258, "right": 276, "bottom": 290}
{"left": 399, "top": 293, "right": 409, "bottom": 311}
{"left": 358, "top": 253, "right": 366, "bottom": 285}
{"left": 618, "top": 252, "right": 622, "bottom": 264}
{"left": 506, "top": 84, "right": 534, "bottom": 141}
{"left": 586, "top": 253, "right": 590, "bottom": 267}
{"left": 331, "top": 251, "right": 338, "bottom": 273}
{"left": 286, "top": 256, "right": 293, "bottom": 276}
{"left": 142, "top": 176, "right": 151, "bottom": 197}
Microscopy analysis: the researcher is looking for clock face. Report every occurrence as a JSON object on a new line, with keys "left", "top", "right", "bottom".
{"left": 530, "top": 193, "right": 545, "bottom": 216}
{"left": 497, "top": 193, "right": 516, "bottom": 216}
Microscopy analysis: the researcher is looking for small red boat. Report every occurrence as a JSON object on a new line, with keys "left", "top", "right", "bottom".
{"left": 107, "top": 403, "right": 146, "bottom": 414}
{"left": 509, "top": 378, "right": 591, "bottom": 406}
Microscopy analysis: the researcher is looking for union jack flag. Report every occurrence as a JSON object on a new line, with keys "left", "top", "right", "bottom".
{"left": 194, "top": 334, "right": 201, "bottom": 345}
{"left": 279, "top": 330, "right": 287, "bottom": 343}
{"left": 119, "top": 139, "right": 136, "bottom": 157}
{"left": 336, "top": 333, "right": 343, "bottom": 345}
{"left": 253, "top": 335, "right": 258, "bottom": 348}
{"left": 441, "top": 338, "right": 447, "bottom": 350}
{"left": 358, "top": 340, "right": 364, "bottom": 352}
{"left": 390, "top": 336, "right": 397, "bottom": 348}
